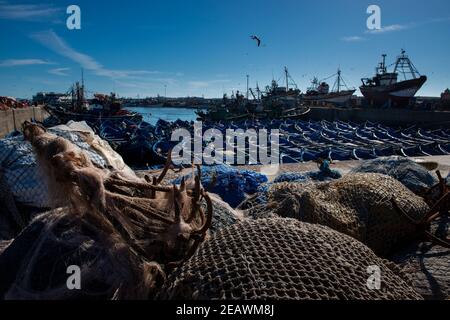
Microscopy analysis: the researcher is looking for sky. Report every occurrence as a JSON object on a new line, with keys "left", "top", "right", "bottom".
{"left": 0, "top": 0, "right": 449, "bottom": 98}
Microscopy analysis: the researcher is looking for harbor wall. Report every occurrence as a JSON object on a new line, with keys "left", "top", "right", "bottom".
{"left": 0, "top": 107, "right": 49, "bottom": 138}
{"left": 307, "top": 107, "right": 450, "bottom": 127}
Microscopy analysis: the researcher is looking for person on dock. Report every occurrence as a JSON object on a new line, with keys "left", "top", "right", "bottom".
{"left": 316, "top": 157, "right": 342, "bottom": 180}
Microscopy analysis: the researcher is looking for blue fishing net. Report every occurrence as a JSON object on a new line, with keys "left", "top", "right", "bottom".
{"left": 274, "top": 170, "right": 342, "bottom": 184}
{"left": 273, "top": 173, "right": 308, "bottom": 183}
{"left": 351, "top": 156, "right": 438, "bottom": 193}
{"left": 307, "top": 170, "right": 342, "bottom": 181}
{"left": 173, "top": 164, "right": 268, "bottom": 208}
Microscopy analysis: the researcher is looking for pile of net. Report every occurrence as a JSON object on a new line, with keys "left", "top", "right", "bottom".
{"left": 202, "top": 195, "right": 242, "bottom": 234}
{"left": 351, "top": 156, "right": 438, "bottom": 194}
{"left": 273, "top": 169, "right": 341, "bottom": 183}
{"left": 0, "top": 122, "right": 214, "bottom": 300}
{"left": 158, "top": 218, "right": 422, "bottom": 300}
{"left": 0, "top": 121, "right": 136, "bottom": 238}
{"left": 392, "top": 241, "right": 449, "bottom": 300}
{"left": 0, "top": 170, "right": 25, "bottom": 239}
{"left": 238, "top": 169, "right": 343, "bottom": 212}
{"left": 173, "top": 164, "right": 267, "bottom": 208}
{"left": 1, "top": 207, "right": 159, "bottom": 299}
{"left": 256, "top": 173, "right": 430, "bottom": 256}
{"left": 391, "top": 215, "right": 450, "bottom": 300}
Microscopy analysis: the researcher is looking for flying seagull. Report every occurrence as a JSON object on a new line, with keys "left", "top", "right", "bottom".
{"left": 250, "top": 35, "right": 261, "bottom": 47}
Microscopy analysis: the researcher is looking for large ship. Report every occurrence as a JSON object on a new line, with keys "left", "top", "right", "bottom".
{"left": 301, "top": 68, "right": 356, "bottom": 105}
{"left": 360, "top": 50, "right": 427, "bottom": 107}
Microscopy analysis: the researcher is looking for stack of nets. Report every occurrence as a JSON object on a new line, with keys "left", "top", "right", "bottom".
{"left": 262, "top": 173, "right": 430, "bottom": 256}
{"left": 351, "top": 156, "right": 438, "bottom": 194}
{"left": 158, "top": 218, "right": 422, "bottom": 300}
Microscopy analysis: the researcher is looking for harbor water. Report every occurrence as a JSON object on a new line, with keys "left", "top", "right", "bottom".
{"left": 125, "top": 106, "right": 200, "bottom": 125}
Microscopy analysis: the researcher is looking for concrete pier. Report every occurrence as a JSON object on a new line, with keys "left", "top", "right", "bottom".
{"left": 0, "top": 107, "right": 49, "bottom": 138}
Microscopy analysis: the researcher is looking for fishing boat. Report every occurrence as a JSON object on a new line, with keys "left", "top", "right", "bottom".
{"left": 301, "top": 69, "right": 356, "bottom": 105}
{"left": 45, "top": 80, "right": 142, "bottom": 125}
{"left": 262, "top": 67, "right": 302, "bottom": 109}
{"left": 360, "top": 50, "right": 427, "bottom": 107}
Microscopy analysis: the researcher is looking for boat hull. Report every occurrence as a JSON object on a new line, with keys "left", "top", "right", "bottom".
{"left": 360, "top": 76, "right": 427, "bottom": 106}
{"left": 301, "top": 90, "right": 355, "bottom": 105}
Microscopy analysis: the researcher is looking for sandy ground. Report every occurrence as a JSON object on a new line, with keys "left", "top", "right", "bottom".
{"left": 137, "top": 155, "right": 450, "bottom": 182}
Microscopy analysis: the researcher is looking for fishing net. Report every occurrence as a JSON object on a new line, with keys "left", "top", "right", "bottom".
{"left": 0, "top": 121, "right": 136, "bottom": 210}
{"left": 0, "top": 170, "right": 22, "bottom": 239}
{"left": 0, "top": 208, "right": 164, "bottom": 300}
{"left": 203, "top": 195, "right": 241, "bottom": 234}
{"left": 173, "top": 165, "right": 268, "bottom": 208}
{"left": 266, "top": 173, "right": 430, "bottom": 256}
{"left": 158, "top": 218, "right": 422, "bottom": 300}
{"left": 392, "top": 241, "right": 450, "bottom": 300}
{"left": 238, "top": 169, "right": 343, "bottom": 216}
{"left": 0, "top": 136, "right": 49, "bottom": 208}
{"left": 391, "top": 216, "right": 450, "bottom": 300}
{"left": 273, "top": 170, "right": 341, "bottom": 183}
{"left": 0, "top": 240, "right": 12, "bottom": 255}
{"left": 351, "top": 156, "right": 438, "bottom": 194}
{"left": 0, "top": 122, "right": 215, "bottom": 300}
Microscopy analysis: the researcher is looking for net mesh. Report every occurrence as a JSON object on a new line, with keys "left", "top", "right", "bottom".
{"left": 266, "top": 173, "right": 430, "bottom": 256}
{"left": 391, "top": 216, "right": 450, "bottom": 300}
{"left": 158, "top": 218, "right": 422, "bottom": 300}
{"left": 0, "top": 207, "right": 169, "bottom": 300}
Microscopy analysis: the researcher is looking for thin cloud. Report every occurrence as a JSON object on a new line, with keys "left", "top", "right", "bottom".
{"left": 0, "top": 2, "right": 61, "bottom": 21}
{"left": 366, "top": 24, "right": 409, "bottom": 34}
{"left": 48, "top": 67, "right": 70, "bottom": 76}
{"left": 30, "top": 30, "right": 160, "bottom": 80}
{"left": 341, "top": 36, "right": 365, "bottom": 42}
{"left": 0, "top": 59, "right": 53, "bottom": 67}
{"left": 345, "top": 16, "right": 450, "bottom": 41}
{"left": 188, "top": 79, "right": 231, "bottom": 89}
{"left": 188, "top": 81, "right": 209, "bottom": 88}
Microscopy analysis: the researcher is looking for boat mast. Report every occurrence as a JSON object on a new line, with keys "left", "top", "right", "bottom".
{"left": 246, "top": 74, "right": 249, "bottom": 100}
{"left": 377, "top": 54, "right": 387, "bottom": 74}
{"left": 393, "top": 49, "right": 418, "bottom": 81}
{"left": 337, "top": 68, "right": 341, "bottom": 93}
{"left": 256, "top": 82, "right": 261, "bottom": 100}
{"left": 285, "top": 66, "right": 289, "bottom": 92}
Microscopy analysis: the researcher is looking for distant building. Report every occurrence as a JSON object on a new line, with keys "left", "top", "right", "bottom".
{"left": 32, "top": 92, "right": 71, "bottom": 106}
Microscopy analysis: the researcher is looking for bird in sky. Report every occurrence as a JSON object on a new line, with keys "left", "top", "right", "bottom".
{"left": 250, "top": 35, "right": 261, "bottom": 47}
